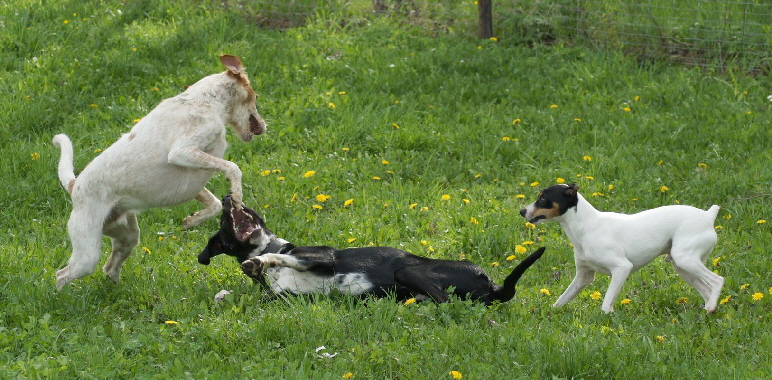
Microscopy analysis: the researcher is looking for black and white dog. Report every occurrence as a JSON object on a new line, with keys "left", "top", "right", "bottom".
{"left": 199, "top": 196, "right": 545, "bottom": 305}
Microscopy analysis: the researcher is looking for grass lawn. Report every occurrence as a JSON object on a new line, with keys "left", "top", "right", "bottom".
{"left": 1, "top": 1, "right": 770, "bottom": 379}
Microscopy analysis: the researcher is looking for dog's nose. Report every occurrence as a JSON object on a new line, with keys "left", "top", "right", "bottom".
{"left": 519, "top": 209, "right": 527, "bottom": 217}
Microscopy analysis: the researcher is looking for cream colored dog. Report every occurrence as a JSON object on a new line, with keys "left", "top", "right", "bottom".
{"left": 52, "top": 55, "right": 266, "bottom": 290}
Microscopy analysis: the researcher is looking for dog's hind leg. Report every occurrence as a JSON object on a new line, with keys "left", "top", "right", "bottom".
{"left": 56, "top": 203, "right": 113, "bottom": 290}
{"left": 670, "top": 249, "right": 724, "bottom": 313}
{"left": 182, "top": 188, "right": 222, "bottom": 229}
{"left": 394, "top": 267, "right": 449, "bottom": 302}
{"left": 102, "top": 210, "right": 140, "bottom": 283}
{"left": 671, "top": 262, "right": 712, "bottom": 306}
{"left": 553, "top": 265, "right": 595, "bottom": 308}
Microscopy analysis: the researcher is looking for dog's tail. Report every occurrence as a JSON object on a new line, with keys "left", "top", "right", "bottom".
{"left": 493, "top": 247, "right": 545, "bottom": 303}
{"left": 706, "top": 205, "right": 720, "bottom": 221}
{"left": 52, "top": 134, "right": 76, "bottom": 195}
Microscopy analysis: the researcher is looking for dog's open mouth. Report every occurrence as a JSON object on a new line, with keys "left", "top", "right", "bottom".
{"left": 529, "top": 215, "right": 546, "bottom": 224}
{"left": 230, "top": 206, "right": 258, "bottom": 242}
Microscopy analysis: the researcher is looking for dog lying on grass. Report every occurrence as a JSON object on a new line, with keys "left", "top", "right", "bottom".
{"left": 199, "top": 196, "right": 545, "bottom": 305}
{"left": 52, "top": 55, "right": 266, "bottom": 290}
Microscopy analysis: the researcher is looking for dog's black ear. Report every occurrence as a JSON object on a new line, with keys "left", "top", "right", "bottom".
{"left": 565, "top": 183, "right": 579, "bottom": 197}
{"left": 198, "top": 232, "right": 225, "bottom": 265}
{"left": 220, "top": 55, "right": 244, "bottom": 76}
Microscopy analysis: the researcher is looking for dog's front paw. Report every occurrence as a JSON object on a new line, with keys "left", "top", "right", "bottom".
{"left": 230, "top": 190, "right": 244, "bottom": 209}
{"left": 241, "top": 258, "right": 264, "bottom": 278}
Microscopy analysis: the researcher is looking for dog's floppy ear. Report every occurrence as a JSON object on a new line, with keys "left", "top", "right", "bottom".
{"left": 219, "top": 54, "right": 244, "bottom": 76}
{"left": 198, "top": 232, "right": 225, "bottom": 265}
{"left": 564, "top": 183, "right": 579, "bottom": 197}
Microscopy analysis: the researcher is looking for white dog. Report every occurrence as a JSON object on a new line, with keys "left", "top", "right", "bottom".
{"left": 52, "top": 54, "right": 266, "bottom": 290}
{"left": 520, "top": 183, "right": 724, "bottom": 313}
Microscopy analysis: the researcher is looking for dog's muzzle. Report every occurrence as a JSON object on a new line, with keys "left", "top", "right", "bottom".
{"left": 249, "top": 114, "right": 266, "bottom": 136}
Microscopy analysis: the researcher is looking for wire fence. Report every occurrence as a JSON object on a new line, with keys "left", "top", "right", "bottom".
{"left": 238, "top": 0, "right": 772, "bottom": 73}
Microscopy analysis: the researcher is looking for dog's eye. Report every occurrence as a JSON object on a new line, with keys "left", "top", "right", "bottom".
{"left": 536, "top": 198, "right": 550, "bottom": 207}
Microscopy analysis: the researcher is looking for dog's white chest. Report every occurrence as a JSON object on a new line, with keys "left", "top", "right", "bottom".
{"left": 266, "top": 268, "right": 374, "bottom": 296}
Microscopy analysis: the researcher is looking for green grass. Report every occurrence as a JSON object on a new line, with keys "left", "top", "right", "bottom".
{"left": 1, "top": 1, "right": 771, "bottom": 379}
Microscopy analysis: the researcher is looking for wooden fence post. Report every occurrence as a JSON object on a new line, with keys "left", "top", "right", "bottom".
{"left": 478, "top": 0, "right": 493, "bottom": 38}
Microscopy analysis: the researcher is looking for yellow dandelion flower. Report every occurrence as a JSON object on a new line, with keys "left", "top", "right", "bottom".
{"left": 623, "top": 107, "right": 631, "bottom": 112}
{"left": 530, "top": 181, "right": 540, "bottom": 187}
{"left": 621, "top": 298, "right": 632, "bottom": 305}
{"left": 634, "top": 95, "right": 640, "bottom": 101}
{"left": 164, "top": 320, "right": 179, "bottom": 325}
{"left": 63, "top": 19, "right": 69, "bottom": 24}
{"left": 573, "top": 118, "right": 582, "bottom": 122}
{"left": 512, "top": 118, "right": 521, "bottom": 125}
{"left": 540, "top": 288, "right": 551, "bottom": 296}
{"left": 769, "top": 287, "right": 772, "bottom": 295}
{"left": 260, "top": 170, "right": 270, "bottom": 176}
{"left": 724, "top": 214, "right": 732, "bottom": 220}
{"left": 582, "top": 155, "right": 592, "bottom": 161}
{"left": 676, "top": 297, "right": 688, "bottom": 304}
{"left": 720, "top": 295, "right": 731, "bottom": 304}
{"left": 490, "top": 262, "right": 499, "bottom": 267}
{"left": 515, "top": 245, "right": 527, "bottom": 254}
{"left": 758, "top": 220, "right": 767, "bottom": 224}
{"left": 589, "top": 291, "right": 601, "bottom": 300}
{"left": 462, "top": 198, "right": 470, "bottom": 204}
{"left": 449, "top": 370, "right": 463, "bottom": 379}
{"left": 142, "top": 247, "right": 151, "bottom": 254}
{"left": 441, "top": 194, "right": 451, "bottom": 201}
{"left": 420, "top": 240, "right": 428, "bottom": 246}
{"left": 556, "top": 177, "right": 565, "bottom": 184}
{"left": 328, "top": 102, "right": 336, "bottom": 109}
{"left": 608, "top": 184, "right": 615, "bottom": 190}
{"left": 489, "top": 37, "right": 499, "bottom": 42}
{"left": 697, "top": 163, "right": 708, "bottom": 168}
{"left": 752, "top": 293, "right": 764, "bottom": 301}
{"left": 470, "top": 217, "right": 479, "bottom": 225}
{"left": 303, "top": 171, "right": 316, "bottom": 178}
{"left": 391, "top": 123, "right": 400, "bottom": 129}
{"left": 342, "top": 147, "right": 350, "bottom": 152}
{"left": 31, "top": 152, "right": 40, "bottom": 160}
{"left": 342, "top": 372, "right": 354, "bottom": 379}
{"left": 372, "top": 176, "right": 381, "bottom": 180}
{"left": 525, "top": 222, "right": 536, "bottom": 229}
{"left": 740, "top": 283, "right": 750, "bottom": 290}
{"left": 347, "top": 238, "right": 356, "bottom": 244}
{"left": 338, "top": 91, "right": 346, "bottom": 95}
{"left": 403, "top": 298, "right": 416, "bottom": 306}
{"left": 522, "top": 241, "right": 534, "bottom": 245}
{"left": 549, "top": 104, "right": 558, "bottom": 109}
{"left": 344, "top": 199, "right": 354, "bottom": 207}
{"left": 660, "top": 185, "right": 669, "bottom": 193}
{"left": 715, "top": 225, "right": 723, "bottom": 230}
{"left": 474, "top": 173, "right": 482, "bottom": 179}
{"left": 419, "top": 206, "right": 429, "bottom": 212}
{"left": 516, "top": 194, "right": 525, "bottom": 199}
{"left": 316, "top": 194, "right": 331, "bottom": 202}
{"left": 506, "top": 255, "right": 516, "bottom": 261}
{"left": 502, "top": 136, "right": 511, "bottom": 141}
{"left": 133, "top": 118, "right": 141, "bottom": 123}
{"left": 656, "top": 336, "right": 666, "bottom": 342}
{"left": 592, "top": 192, "right": 604, "bottom": 197}
{"left": 312, "top": 205, "right": 323, "bottom": 210}
{"left": 712, "top": 256, "right": 723, "bottom": 267}
{"left": 90, "top": 103, "right": 98, "bottom": 107}
{"left": 657, "top": 160, "right": 664, "bottom": 166}
{"left": 409, "top": 203, "right": 418, "bottom": 210}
